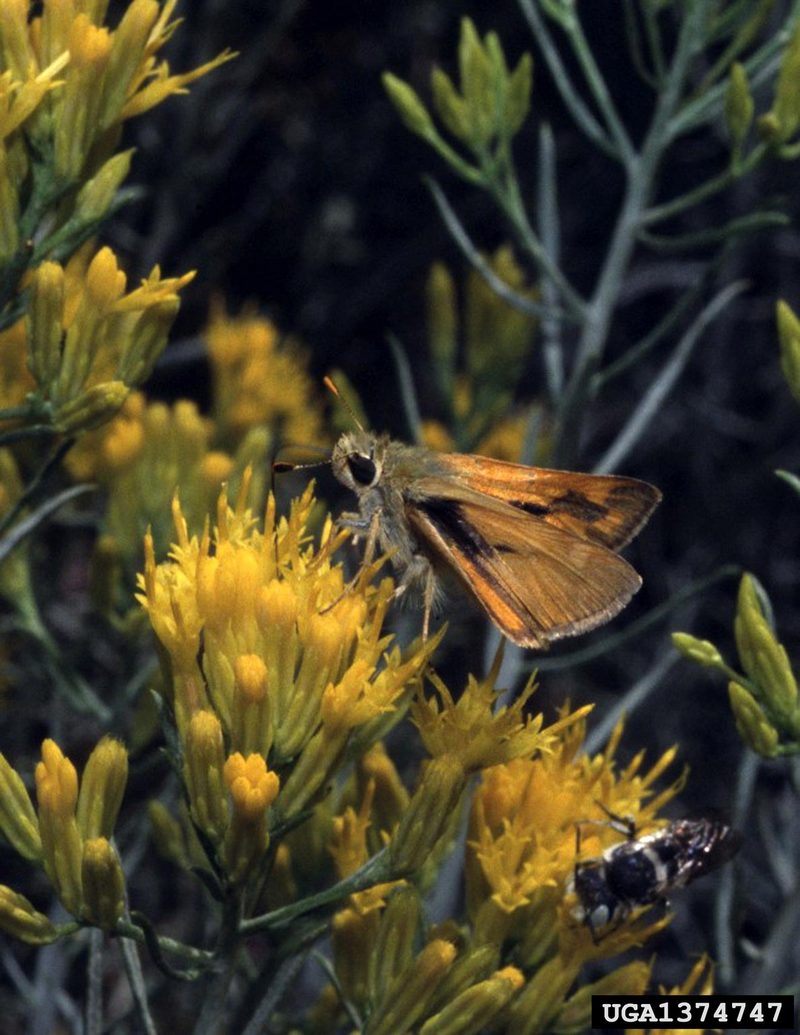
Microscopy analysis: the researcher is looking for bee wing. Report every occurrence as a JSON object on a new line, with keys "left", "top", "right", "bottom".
{"left": 437, "top": 453, "right": 661, "bottom": 551}
{"left": 405, "top": 483, "right": 643, "bottom": 649}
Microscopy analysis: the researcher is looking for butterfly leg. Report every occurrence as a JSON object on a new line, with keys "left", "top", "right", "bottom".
{"left": 388, "top": 553, "right": 436, "bottom": 641}
{"left": 321, "top": 510, "right": 383, "bottom": 616}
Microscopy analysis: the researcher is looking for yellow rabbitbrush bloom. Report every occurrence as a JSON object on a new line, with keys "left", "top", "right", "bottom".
{"left": 223, "top": 752, "right": 280, "bottom": 883}
{"left": 204, "top": 297, "right": 325, "bottom": 449}
{"left": 467, "top": 714, "right": 684, "bottom": 961}
{"left": 390, "top": 656, "right": 591, "bottom": 873}
{"left": 33, "top": 737, "right": 129, "bottom": 923}
{"left": 26, "top": 245, "right": 195, "bottom": 431}
{"left": 64, "top": 391, "right": 251, "bottom": 584}
{"left": 138, "top": 476, "right": 439, "bottom": 826}
{"left": 0, "top": 0, "right": 234, "bottom": 183}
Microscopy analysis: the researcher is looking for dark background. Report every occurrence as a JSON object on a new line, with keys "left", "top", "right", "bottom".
{"left": 109, "top": 0, "right": 800, "bottom": 993}
{"left": 8, "top": 0, "right": 800, "bottom": 1018}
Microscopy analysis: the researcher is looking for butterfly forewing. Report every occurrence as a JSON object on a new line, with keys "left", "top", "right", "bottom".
{"left": 436, "top": 453, "right": 661, "bottom": 551}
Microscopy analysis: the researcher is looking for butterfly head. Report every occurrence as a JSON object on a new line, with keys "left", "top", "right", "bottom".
{"left": 331, "top": 430, "right": 386, "bottom": 493}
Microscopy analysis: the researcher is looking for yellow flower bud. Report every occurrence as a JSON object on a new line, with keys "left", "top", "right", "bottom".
{"left": 222, "top": 752, "right": 279, "bottom": 882}
{"left": 390, "top": 755, "right": 467, "bottom": 872}
{"left": 558, "top": 961, "right": 650, "bottom": 1034}
{"left": 371, "top": 885, "right": 421, "bottom": 1002}
{"left": 0, "top": 885, "right": 58, "bottom": 945}
{"left": 27, "top": 261, "right": 65, "bottom": 387}
{"left": 54, "top": 16, "right": 113, "bottom": 179}
{"left": 183, "top": 711, "right": 228, "bottom": 843}
{"left": 99, "top": 0, "right": 160, "bottom": 129}
{"left": 0, "top": 753, "right": 42, "bottom": 861}
{"left": 331, "top": 906, "right": 380, "bottom": 1007}
{"left": 0, "top": 146, "right": 19, "bottom": 261}
{"left": 81, "top": 837, "right": 125, "bottom": 930}
{"left": 35, "top": 740, "right": 83, "bottom": 916}
{"left": 76, "top": 736, "right": 128, "bottom": 841}
{"left": 728, "top": 681, "right": 780, "bottom": 757}
{"left": 53, "top": 380, "right": 129, "bottom": 432}
{"left": 419, "top": 966, "right": 524, "bottom": 1035}
{"left": 200, "top": 450, "right": 235, "bottom": 489}
{"left": 359, "top": 742, "right": 409, "bottom": 833}
{"left": 86, "top": 247, "right": 126, "bottom": 309}
{"left": 36, "top": 739, "right": 78, "bottom": 818}
{"left": 506, "top": 954, "right": 580, "bottom": 1035}
{"left": 230, "top": 654, "right": 273, "bottom": 757}
{"left": 369, "top": 939, "right": 457, "bottom": 1035}
{"left": 0, "top": 1, "right": 36, "bottom": 81}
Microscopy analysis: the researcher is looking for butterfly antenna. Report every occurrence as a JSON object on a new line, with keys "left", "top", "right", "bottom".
{"left": 324, "top": 375, "right": 365, "bottom": 432}
{"left": 272, "top": 457, "right": 330, "bottom": 474}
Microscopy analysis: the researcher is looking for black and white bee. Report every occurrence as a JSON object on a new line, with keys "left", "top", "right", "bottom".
{"left": 569, "top": 815, "right": 741, "bottom": 941}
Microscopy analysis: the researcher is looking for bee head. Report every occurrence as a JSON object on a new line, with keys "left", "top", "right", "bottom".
{"left": 331, "top": 431, "right": 384, "bottom": 491}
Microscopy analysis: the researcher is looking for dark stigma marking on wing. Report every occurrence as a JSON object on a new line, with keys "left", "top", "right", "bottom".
{"left": 416, "top": 498, "right": 498, "bottom": 564}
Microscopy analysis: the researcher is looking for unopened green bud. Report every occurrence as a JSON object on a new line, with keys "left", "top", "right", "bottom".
{"left": 426, "top": 262, "right": 457, "bottom": 384}
{"left": 382, "top": 72, "right": 436, "bottom": 140}
{"left": 757, "top": 112, "right": 782, "bottom": 142}
{"left": 777, "top": 299, "right": 800, "bottom": 403}
{"left": 0, "top": 885, "right": 58, "bottom": 944}
{"left": 458, "top": 19, "right": 493, "bottom": 147}
{"left": 769, "top": 20, "right": 800, "bottom": 142}
{"left": 725, "top": 63, "right": 754, "bottom": 150}
{"left": 734, "top": 575, "right": 798, "bottom": 726}
{"left": 505, "top": 53, "right": 533, "bottom": 136}
{"left": 729, "top": 681, "right": 780, "bottom": 757}
{"left": 431, "top": 68, "right": 470, "bottom": 142}
{"left": 671, "top": 631, "right": 724, "bottom": 669}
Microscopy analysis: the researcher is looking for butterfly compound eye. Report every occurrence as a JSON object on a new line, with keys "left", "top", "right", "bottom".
{"left": 347, "top": 453, "right": 377, "bottom": 486}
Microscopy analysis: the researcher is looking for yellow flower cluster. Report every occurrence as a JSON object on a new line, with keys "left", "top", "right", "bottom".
{"left": 24, "top": 243, "right": 195, "bottom": 432}
{"left": 66, "top": 389, "right": 256, "bottom": 579}
{"left": 0, "top": 0, "right": 234, "bottom": 187}
{"left": 204, "top": 297, "right": 325, "bottom": 449}
{"left": 138, "top": 476, "right": 439, "bottom": 887}
{"left": 310, "top": 661, "right": 695, "bottom": 1035}
{"left": 0, "top": 736, "right": 128, "bottom": 939}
